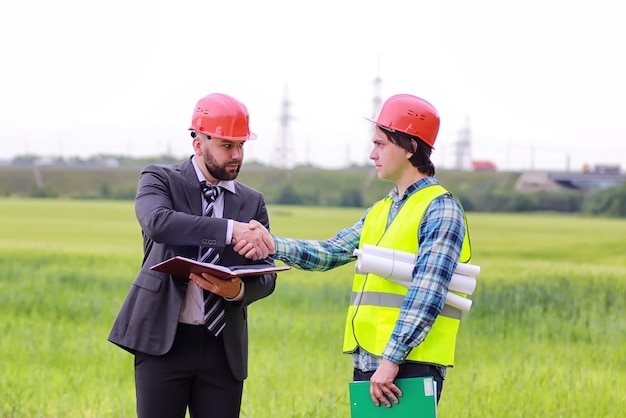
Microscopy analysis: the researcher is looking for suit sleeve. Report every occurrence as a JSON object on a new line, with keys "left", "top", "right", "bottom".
{"left": 135, "top": 165, "right": 229, "bottom": 249}
{"left": 230, "top": 191, "right": 277, "bottom": 307}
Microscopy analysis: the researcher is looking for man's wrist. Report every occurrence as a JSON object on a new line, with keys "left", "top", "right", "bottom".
{"left": 224, "top": 281, "right": 244, "bottom": 301}
{"left": 382, "top": 340, "right": 410, "bottom": 364}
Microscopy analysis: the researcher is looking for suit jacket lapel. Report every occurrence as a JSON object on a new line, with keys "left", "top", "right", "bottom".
{"left": 180, "top": 156, "right": 243, "bottom": 219}
{"left": 180, "top": 158, "right": 203, "bottom": 216}
{"left": 223, "top": 182, "right": 243, "bottom": 220}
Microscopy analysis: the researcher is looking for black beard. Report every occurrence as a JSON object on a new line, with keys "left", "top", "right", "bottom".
{"left": 203, "top": 152, "right": 240, "bottom": 181}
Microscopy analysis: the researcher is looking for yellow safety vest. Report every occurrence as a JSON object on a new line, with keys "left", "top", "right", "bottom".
{"left": 343, "top": 184, "right": 472, "bottom": 367}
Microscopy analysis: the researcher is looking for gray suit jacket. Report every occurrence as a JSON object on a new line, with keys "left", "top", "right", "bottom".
{"left": 108, "top": 158, "right": 277, "bottom": 381}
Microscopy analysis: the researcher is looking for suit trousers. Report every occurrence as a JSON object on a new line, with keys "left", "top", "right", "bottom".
{"left": 353, "top": 362, "right": 444, "bottom": 403}
{"left": 134, "top": 323, "right": 243, "bottom": 418}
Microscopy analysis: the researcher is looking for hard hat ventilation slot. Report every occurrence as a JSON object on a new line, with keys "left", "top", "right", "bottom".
{"left": 407, "top": 109, "right": 426, "bottom": 120}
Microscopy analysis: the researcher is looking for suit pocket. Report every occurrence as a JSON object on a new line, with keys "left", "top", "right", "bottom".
{"left": 133, "top": 271, "right": 163, "bottom": 293}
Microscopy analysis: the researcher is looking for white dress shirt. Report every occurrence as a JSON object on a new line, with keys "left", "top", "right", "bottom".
{"left": 178, "top": 157, "right": 244, "bottom": 324}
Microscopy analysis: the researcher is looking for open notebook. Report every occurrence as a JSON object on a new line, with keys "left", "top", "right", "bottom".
{"left": 150, "top": 256, "right": 290, "bottom": 280}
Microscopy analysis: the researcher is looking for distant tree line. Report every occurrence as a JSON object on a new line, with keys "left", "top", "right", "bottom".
{"left": 1, "top": 155, "right": 625, "bottom": 218}
{"left": 7, "top": 153, "right": 183, "bottom": 168}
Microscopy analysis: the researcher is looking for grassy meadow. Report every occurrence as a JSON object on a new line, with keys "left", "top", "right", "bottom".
{"left": 0, "top": 198, "right": 625, "bottom": 417}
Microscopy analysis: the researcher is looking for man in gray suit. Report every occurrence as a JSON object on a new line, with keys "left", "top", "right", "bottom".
{"left": 108, "top": 93, "right": 277, "bottom": 418}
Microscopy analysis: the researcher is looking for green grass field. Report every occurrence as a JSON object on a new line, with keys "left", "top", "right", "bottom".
{"left": 1, "top": 198, "right": 625, "bottom": 417}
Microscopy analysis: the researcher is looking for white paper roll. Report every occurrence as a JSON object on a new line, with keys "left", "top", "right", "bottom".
{"left": 360, "top": 245, "right": 480, "bottom": 277}
{"left": 356, "top": 252, "right": 476, "bottom": 293}
{"left": 354, "top": 246, "right": 479, "bottom": 312}
{"left": 449, "top": 273, "right": 477, "bottom": 295}
{"left": 445, "top": 292, "right": 472, "bottom": 312}
{"left": 455, "top": 262, "right": 481, "bottom": 277}
{"left": 355, "top": 252, "right": 415, "bottom": 282}
{"left": 360, "top": 244, "right": 416, "bottom": 264}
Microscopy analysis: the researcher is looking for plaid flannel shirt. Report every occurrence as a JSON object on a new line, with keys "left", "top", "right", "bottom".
{"left": 272, "top": 176, "right": 466, "bottom": 378}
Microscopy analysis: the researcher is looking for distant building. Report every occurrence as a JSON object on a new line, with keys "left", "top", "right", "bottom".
{"left": 582, "top": 164, "right": 621, "bottom": 175}
{"left": 34, "top": 157, "right": 56, "bottom": 166}
{"left": 515, "top": 172, "right": 566, "bottom": 192}
{"left": 96, "top": 157, "right": 120, "bottom": 168}
{"left": 516, "top": 168, "right": 626, "bottom": 192}
{"left": 472, "top": 160, "right": 497, "bottom": 171}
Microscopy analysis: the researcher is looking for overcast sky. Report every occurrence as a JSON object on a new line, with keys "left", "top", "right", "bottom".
{"left": 1, "top": 0, "right": 624, "bottom": 171}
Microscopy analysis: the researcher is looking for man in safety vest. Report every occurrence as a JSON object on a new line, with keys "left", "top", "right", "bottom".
{"left": 235, "top": 93, "right": 472, "bottom": 407}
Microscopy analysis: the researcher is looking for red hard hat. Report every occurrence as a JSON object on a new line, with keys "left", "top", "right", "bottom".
{"left": 189, "top": 93, "right": 257, "bottom": 140}
{"left": 366, "top": 94, "right": 440, "bottom": 147}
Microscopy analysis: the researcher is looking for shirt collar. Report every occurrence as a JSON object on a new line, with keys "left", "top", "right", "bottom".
{"left": 191, "top": 155, "right": 236, "bottom": 194}
{"left": 388, "top": 176, "right": 439, "bottom": 203}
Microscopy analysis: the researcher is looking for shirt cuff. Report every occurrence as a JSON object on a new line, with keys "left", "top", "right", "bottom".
{"left": 226, "top": 219, "right": 233, "bottom": 245}
{"left": 272, "top": 235, "right": 287, "bottom": 257}
{"left": 382, "top": 339, "right": 411, "bottom": 365}
{"left": 224, "top": 281, "right": 245, "bottom": 302}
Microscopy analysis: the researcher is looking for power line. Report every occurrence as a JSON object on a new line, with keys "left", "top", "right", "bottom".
{"left": 274, "top": 84, "right": 293, "bottom": 169}
{"left": 455, "top": 116, "right": 472, "bottom": 170}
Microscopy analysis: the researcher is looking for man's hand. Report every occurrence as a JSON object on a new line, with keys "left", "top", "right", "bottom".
{"left": 189, "top": 272, "right": 242, "bottom": 299}
{"left": 232, "top": 220, "right": 275, "bottom": 260}
{"left": 369, "top": 359, "right": 401, "bottom": 407}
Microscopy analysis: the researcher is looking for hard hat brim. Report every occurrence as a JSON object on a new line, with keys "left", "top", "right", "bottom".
{"left": 188, "top": 127, "right": 257, "bottom": 141}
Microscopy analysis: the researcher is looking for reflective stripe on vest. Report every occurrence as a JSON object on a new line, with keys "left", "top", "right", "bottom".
{"left": 350, "top": 291, "right": 463, "bottom": 320}
{"left": 342, "top": 184, "right": 472, "bottom": 367}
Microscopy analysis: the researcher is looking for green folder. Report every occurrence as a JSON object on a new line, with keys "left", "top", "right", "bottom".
{"left": 349, "top": 377, "right": 437, "bottom": 417}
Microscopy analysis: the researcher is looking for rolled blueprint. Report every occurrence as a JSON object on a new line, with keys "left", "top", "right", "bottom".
{"left": 355, "top": 251, "right": 414, "bottom": 282}
{"left": 353, "top": 245, "right": 480, "bottom": 312}
{"left": 454, "top": 262, "right": 481, "bottom": 277}
{"left": 360, "top": 244, "right": 416, "bottom": 264}
{"left": 445, "top": 292, "right": 473, "bottom": 311}
{"left": 358, "top": 244, "right": 481, "bottom": 278}
{"left": 449, "top": 273, "right": 477, "bottom": 295}
{"left": 354, "top": 251, "right": 477, "bottom": 295}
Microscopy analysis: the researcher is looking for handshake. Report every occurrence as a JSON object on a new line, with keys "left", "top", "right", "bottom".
{"left": 232, "top": 220, "right": 275, "bottom": 261}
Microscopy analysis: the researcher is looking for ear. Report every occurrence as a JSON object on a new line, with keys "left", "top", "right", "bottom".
{"left": 405, "top": 141, "right": 417, "bottom": 159}
{"left": 192, "top": 136, "right": 203, "bottom": 155}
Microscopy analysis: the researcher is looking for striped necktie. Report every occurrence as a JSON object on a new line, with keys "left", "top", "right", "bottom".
{"left": 199, "top": 180, "right": 226, "bottom": 336}
{"left": 199, "top": 181, "right": 221, "bottom": 263}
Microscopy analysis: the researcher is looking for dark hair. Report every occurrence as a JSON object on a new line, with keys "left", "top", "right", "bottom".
{"left": 190, "top": 131, "right": 211, "bottom": 140}
{"left": 379, "top": 127, "right": 435, "bottom": 176}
